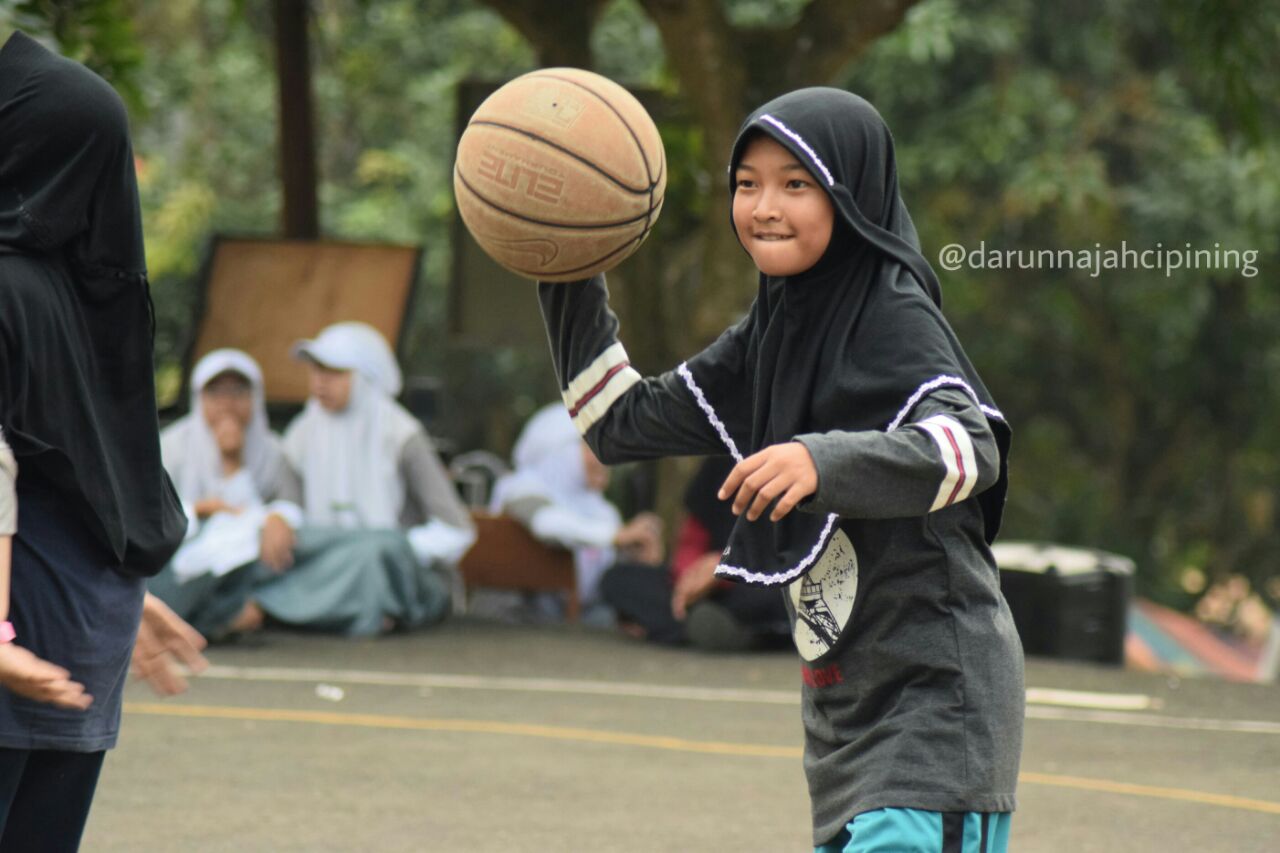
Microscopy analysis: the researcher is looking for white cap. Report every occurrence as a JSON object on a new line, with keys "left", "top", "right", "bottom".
{"left": 292, "top": 321, "right": 403, "bottom": 396}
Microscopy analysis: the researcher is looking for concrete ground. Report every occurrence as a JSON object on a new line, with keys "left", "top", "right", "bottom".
{"left": 83, "top": 618, "right": 1279, "bottom": 852}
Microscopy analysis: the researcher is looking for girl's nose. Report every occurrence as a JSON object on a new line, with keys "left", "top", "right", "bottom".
{"left": 752, "top": 199, "right": 781, "bottom": 221}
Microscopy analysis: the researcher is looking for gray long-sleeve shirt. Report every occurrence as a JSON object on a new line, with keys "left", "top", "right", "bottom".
{"left": 795, "top": 386, "right": 1000, "bottom": 519}
{"left": 538, "top": 276, "right": 1023, "bottom": 845}
{"left": 397, "top": 430, "right": 473, "bottom": 532}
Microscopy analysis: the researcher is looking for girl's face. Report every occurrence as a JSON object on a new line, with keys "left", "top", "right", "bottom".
{"left": 200, "top": 371, "right": 253, "bottom": 431}
{"left": 732, "top": 135, "right": 834, "bottom": 276}
{"left": 307, "top": 362, "right": 354, "bottom": 413}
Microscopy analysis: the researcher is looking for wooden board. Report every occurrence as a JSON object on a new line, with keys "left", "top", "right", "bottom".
{"left": 189, "top": 237, "right": 421, "bottom": 404}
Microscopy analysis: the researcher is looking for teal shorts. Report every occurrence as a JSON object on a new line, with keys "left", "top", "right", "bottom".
{"left": 815, "top": 808, "right": 1011, "bottom": 853}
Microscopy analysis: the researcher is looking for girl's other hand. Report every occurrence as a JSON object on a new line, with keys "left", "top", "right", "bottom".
{"left": 259, "top": 513, "right": 296, "bottom": 572}
{"left": 719, "top": 442, "right": 818, "bottom": 522}
{"left": 0, "top": 644, "right": 93, "bottom": 710}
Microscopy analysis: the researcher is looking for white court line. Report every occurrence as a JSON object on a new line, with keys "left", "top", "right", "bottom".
{"left": 1026, "top": 706, "right": 1280, "bottom": 735}
{"left": 1025, "top": 687, "right": 1161, "bottom": 711}
{"left": 198, "top": 665, "right": 798, "bottom": 705}
{"left": 197, "top": 665, "right": 1279, "bottom": 734}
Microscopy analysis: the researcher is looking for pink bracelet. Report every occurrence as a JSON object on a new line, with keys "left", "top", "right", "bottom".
{"left": 0, "top": 621, "right": 14, "bottom": 644}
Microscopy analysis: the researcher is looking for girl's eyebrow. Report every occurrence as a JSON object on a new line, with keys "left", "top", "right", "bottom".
{"left": 735, "top": 162, "right": 809, "bottom": 174}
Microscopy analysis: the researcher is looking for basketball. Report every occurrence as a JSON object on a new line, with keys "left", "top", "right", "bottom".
{"left": 453, "top": 68, "right": 666, "bottom": 282}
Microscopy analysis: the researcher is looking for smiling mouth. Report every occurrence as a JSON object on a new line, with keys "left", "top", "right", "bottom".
{"left": 753, "top": 234, "right": 793, "bottom": 241}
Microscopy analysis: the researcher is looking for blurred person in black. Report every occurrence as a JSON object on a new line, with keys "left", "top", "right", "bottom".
{"left": 601, "top": 456, "right": 790, "bottom": 651}
{"left": 0, "top": 30, "right": 206, "bottom": 851}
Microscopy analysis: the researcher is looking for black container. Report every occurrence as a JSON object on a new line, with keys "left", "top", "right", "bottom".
{"left": 993, "top": 542, "right": 1134, "bottom": 665}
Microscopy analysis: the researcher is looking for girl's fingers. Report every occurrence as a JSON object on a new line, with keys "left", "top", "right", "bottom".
{"left": 745, "top": 474, "right": 785, "bottom": 521}
{"left": 722, "top": 446, "right": 817, "bottom": 519}
{"left": 770, "top": 483, "right": 809, "bottom": 522}
{"left": 44, "top": 678, "right": 91, "bottom": 710}
{"left": 38, "top": 663, "right": 73, "bottom": 682}
{"left": 719, "top": 452, "right": 769, "bottom": 500}
{"left": 732, "top": 460, "right": 777, "bottom": 515}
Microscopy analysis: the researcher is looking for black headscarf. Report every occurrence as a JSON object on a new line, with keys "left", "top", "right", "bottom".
{"left": 682, "top": 87, "right": 1010, "bottom": 587}
{"left": 682, "top": 455, "right": 737, "bottom": 550}
{"left": 0, "top": 31, "right": 185, "bottom": 575}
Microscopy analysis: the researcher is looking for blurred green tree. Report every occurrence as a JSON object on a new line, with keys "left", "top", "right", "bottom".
{"left": 841, "top": 0, "right": 1280, "bottom": 602}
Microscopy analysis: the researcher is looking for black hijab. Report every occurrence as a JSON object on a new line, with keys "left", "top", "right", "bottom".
{"left": 682, "top": 455, "right": 737, "bottom": 550}
{"left": 682, "top": 87, "right": 1010, "bottom": 587}
{"left": 0, "top": 31, "right": 185, "bottom": 575}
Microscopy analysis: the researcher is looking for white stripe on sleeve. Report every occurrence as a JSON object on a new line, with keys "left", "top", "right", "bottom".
{"left": 561, "top": 342, "right": 643, "bottom": 434}
{"left": 914, "top": 414, "right": 978, "bottom": 512}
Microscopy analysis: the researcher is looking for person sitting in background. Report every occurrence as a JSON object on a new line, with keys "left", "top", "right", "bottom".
{"left": 600, "top": 456, "right": 790, "bottom": 651}
{"left": 148, "top": 350, "right": 303, "bottom": 640}
{"left": 490, "top": 403, "right": 663, "bottom": 624}
{"left": 248, "top": 322, "right": 474, "bottom": 637}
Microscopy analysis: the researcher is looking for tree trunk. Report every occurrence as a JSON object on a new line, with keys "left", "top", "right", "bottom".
{"left": 272, "top": 0, "right": 319, "bottom": 239}
{"left": 477, "top": 0, "right": 608, "bottom": 67}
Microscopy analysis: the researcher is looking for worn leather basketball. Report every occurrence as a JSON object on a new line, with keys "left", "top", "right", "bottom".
{"left": 454, "top": 68, "right": 666, "bottom": 282}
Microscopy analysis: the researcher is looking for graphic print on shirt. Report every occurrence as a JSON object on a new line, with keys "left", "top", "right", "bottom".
{"left": 789, "top": 529, "right": 858, "bottom": 661}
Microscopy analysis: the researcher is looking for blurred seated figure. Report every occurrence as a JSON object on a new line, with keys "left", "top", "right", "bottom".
{"left": 489, "top": 404, "right": 663, "bottom": 624}
{"left": 600, "top": 456, "right": 790, "bottom": 652}
{"left": 147, "top": 350, "right": 302, "bottom": 640}
{"left": 448, "top": 449, "right": 510, "bottom": 508}
{"left": 249, "top": 322, "right": 475, "bottom": 637}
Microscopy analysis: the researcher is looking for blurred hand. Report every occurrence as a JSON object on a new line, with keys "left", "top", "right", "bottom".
{"left": 194, "top": 498, "right": 240, "bottom": 520}
{"left": 259, "top": 513, "right": 296, "bottom": 573}
{"left": 719, "top": 442, "right": 818, "bottom": 522}
{"left": 132, "top": 593, "right": 208, "bottom": 696}
{"left": 212, "top": 416, "right": 245, "bottom": 459}
{"left": 616, "top": 512, "right": 664, "bottom": 565}
{"left": 671, "top": 551, "right": 721, "bottom": 620}
{"left": 0, "top": 643, "right": 92, "bottom": 710}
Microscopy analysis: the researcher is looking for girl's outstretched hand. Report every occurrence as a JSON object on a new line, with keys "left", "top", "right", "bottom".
{"left": 0, "top": 644, "right": 93, "bottom": 710}
{"left": 719, "top": 442, "right": 818, "bottom": 522}
{"left": 132, "top": 593, "right": 208, "bottom": 696}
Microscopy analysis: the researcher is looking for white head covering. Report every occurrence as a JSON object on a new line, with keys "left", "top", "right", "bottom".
{"left": 284, "top": 322, "right": 420, "bottom": 528}
{"left": 160, "top": 349, "right": 285, "bottom": 503}
{"left": 292, "top": 321, "right": 403, "bottom": 395}
{"left": 490, "top": 404, "right": 616, "bottom": 515}
{"left": 490, "top": 405, "right": 622, "bottom": 601}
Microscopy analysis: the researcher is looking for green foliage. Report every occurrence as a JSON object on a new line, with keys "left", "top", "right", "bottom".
{"left": 721, "top": 0, "right": 808, "bottom": 28}
{"left": 124, "top": 0, "right": 538, "bottom": 408}
{"left": 844, "top": 0, "right": 1280, "bottom": 601}
{"left": 592, "top": 0, "right": 663, "bottom": 85}
{"left": 2, "top": 0, "right": 144, "bottom": 107}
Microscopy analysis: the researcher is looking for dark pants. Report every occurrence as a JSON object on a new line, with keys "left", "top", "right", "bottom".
{"left": 600, "top": 561, "right": 790, "bottom": 645}
{"left": 0, "top": 748, "right": 105, "bottom": 852}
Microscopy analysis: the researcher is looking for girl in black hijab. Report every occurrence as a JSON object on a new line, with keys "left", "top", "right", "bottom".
{"left": 0, "top": 30, "right": 205, "bottom": 849}
{"left": 535, "top": 88, "right": 1022, "bottom": 851}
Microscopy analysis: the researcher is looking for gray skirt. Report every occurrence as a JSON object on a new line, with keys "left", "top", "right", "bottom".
{"left": 252, "top": 528, "right": 450, "bottom": 637}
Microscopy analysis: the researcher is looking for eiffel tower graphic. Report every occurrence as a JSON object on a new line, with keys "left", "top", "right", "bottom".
{"left": 797, "top": 575, "right": 841, "bottom": 649}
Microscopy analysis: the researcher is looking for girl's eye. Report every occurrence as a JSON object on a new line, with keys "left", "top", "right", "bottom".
{"left": 735, "top": 178, "right": 756, "bottom": 189}
{"left": 787, "top": 179, "right": 810, "bottom": 189}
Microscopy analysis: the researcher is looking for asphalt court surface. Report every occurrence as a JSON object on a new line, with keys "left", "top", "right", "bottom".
{"left": 83, "top": 618, "right": 1279, "bottom": 851}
